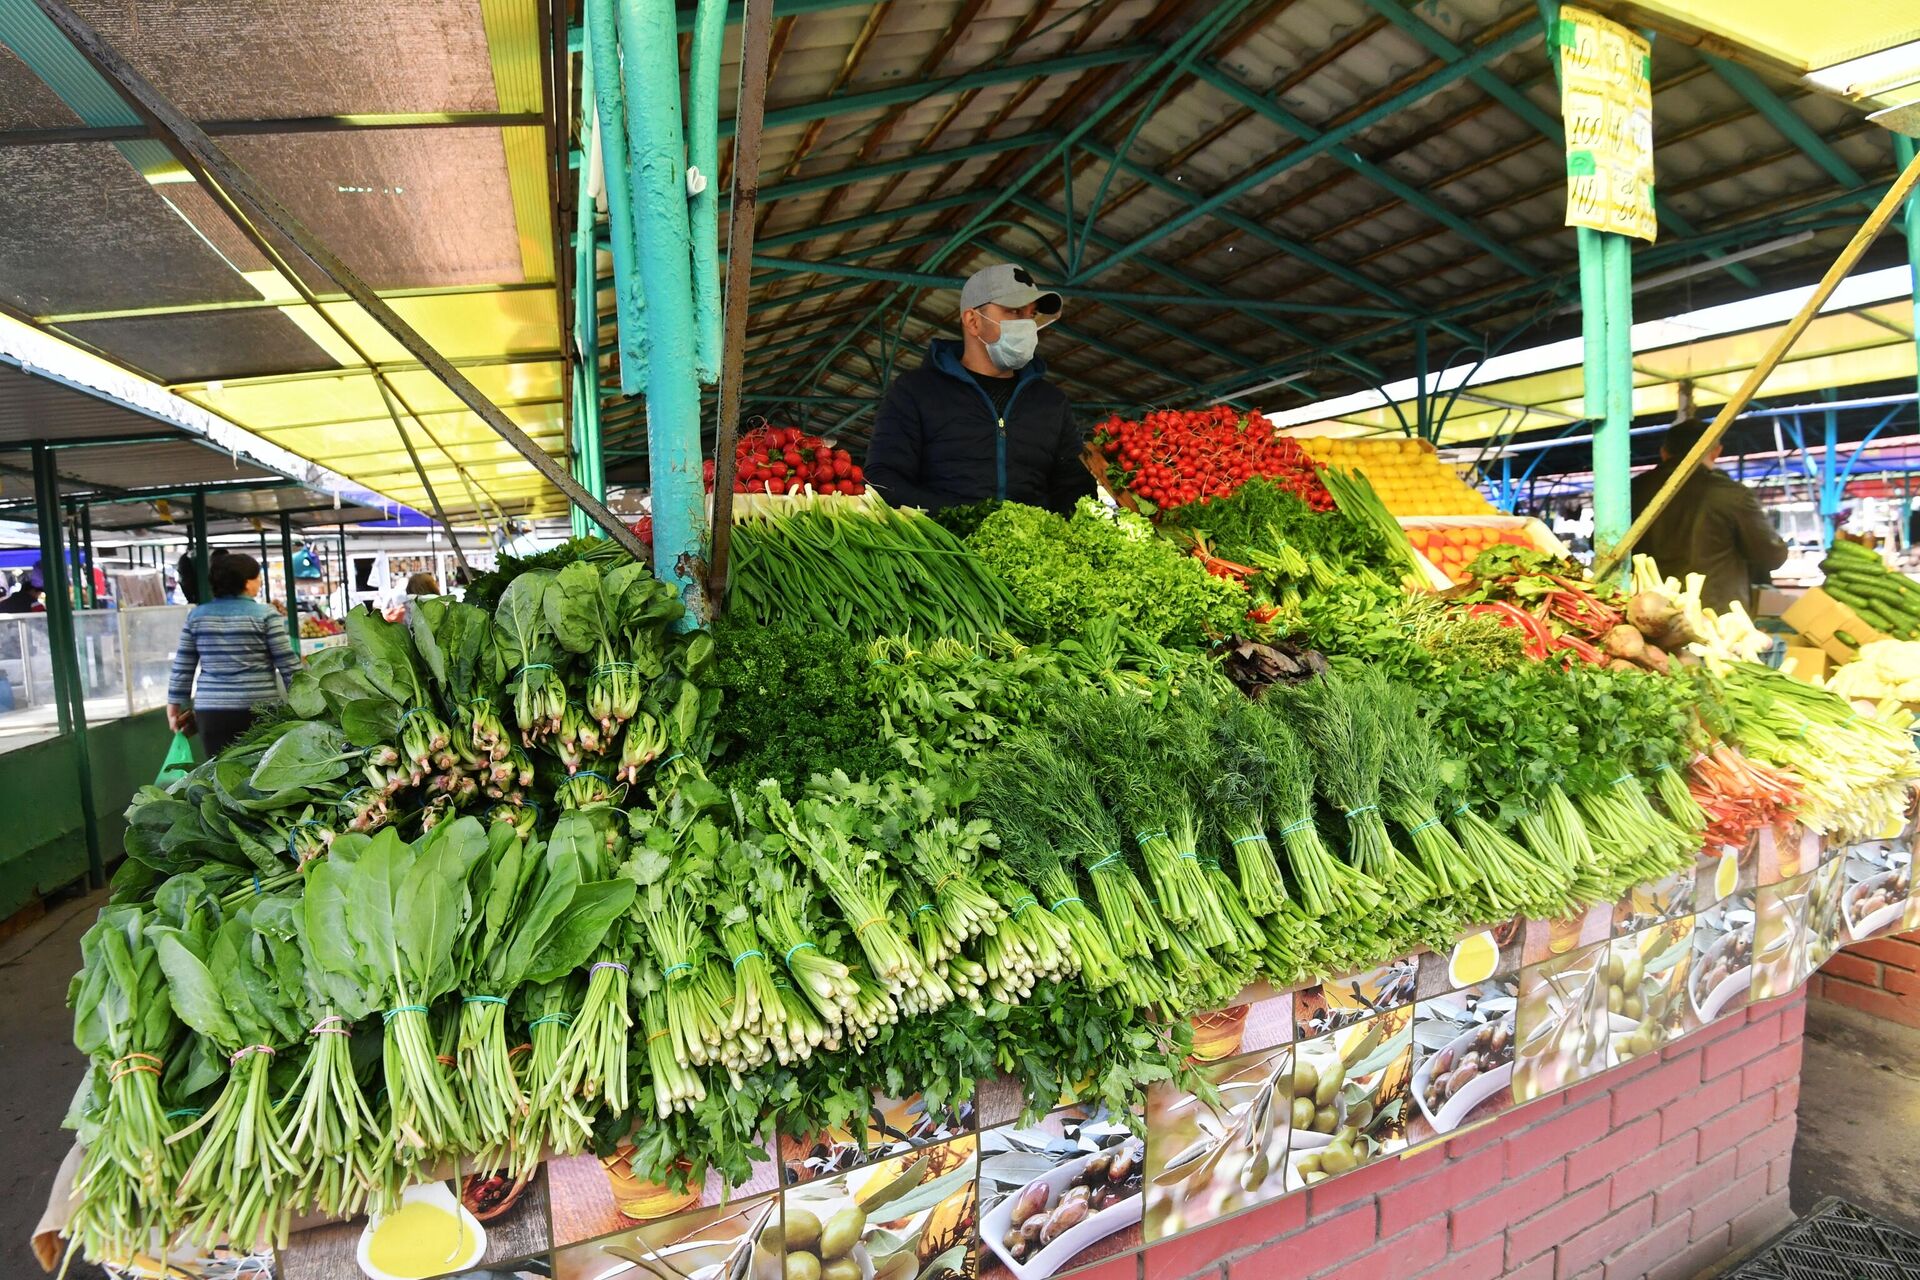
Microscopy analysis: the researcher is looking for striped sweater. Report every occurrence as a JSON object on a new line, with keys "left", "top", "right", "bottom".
{"left": 168, "top": 596, "right": 303, "bottom": 711}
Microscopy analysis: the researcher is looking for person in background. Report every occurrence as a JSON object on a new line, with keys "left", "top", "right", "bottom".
{"left": 865, "top": 263, "right": 1092, "bottom": 514}
{"left": 406, "top": 572, "right": 440, "bottom": 597}
{"left": 166, "top": 551, "right": 301, "bottom": 757}
{"left": 0, "top": 579, "right": 42, "bottom": 613}
{"left": 1630, "top": 418, "right": 1789, "bottom": 614}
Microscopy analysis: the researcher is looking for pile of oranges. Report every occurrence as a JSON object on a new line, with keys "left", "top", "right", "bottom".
{"left": 1294, "top": 435, "right": 1495, "bottom": 516}
{"left": 1407, "top": 526, "right": 1538, "bottom": 584}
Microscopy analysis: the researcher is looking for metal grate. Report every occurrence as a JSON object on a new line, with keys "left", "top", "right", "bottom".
{"left": 1725, "top": 1198, "right": 1920, "bottom": 1279}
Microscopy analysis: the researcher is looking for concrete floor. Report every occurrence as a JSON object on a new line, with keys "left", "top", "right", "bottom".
{"left": 1788, "top": 999, "right": 1920, "bottom": 1238}
{"left": 1, "top": 885, "right": 107, "bottom": 1280}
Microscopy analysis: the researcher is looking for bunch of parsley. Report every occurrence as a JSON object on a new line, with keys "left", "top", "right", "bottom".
{"left": 706, "top": 615, "right": 897, "bottom": 792}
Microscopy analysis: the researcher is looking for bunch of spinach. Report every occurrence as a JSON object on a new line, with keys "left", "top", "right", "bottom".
{"left": 495, "top": 569, "right": 567, "bottom": 745}
{"left": 302, "top": 818, "right": 489, "bottom": 1166}
{"left": 454, "top": 815, "right": 635, "bottom": 1158}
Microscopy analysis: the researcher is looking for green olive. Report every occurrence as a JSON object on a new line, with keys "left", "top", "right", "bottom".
{"left": 786, "top": 1254, "right": 822, "bottom": 1280}
{"left": 1314, "top": 1063, "right": 1344, "bottom": 1108}
{"left": 1313, "top": 1105, "right": 1337, "bottom": 1134}
{"left": 1320, "top": 1146, "right": 1357, "bottom": 1175}
{"left": 785, "top": 1208, "right": 822, "bottom": 1254}
{"left": 820, "top": 1206, "right": 865, "bottom": 1261}
{"left": 1606, "top": 953, "right": 1626, "bottom": 984}
{"left": 1623, "top": 995, "right": 1643, "bottom": 1022}
{"left": 1297, "top": 1152, "right": 1322, "bottom": 1175}
{"left": 1622, "top": 958, "right": 1645, "bottom": 993}
{"left": 1293, "top": 1061, "right": 1318, "bottom": 1098}
{"left": 1292, "top": 1096, "right": 1316, "bottom": 1130}
{"left": 821, "top": 1261, "right": 861, "bottom": 1280}
{"left": 1607, "top": 986, "right": 1623, "bottom": 1015}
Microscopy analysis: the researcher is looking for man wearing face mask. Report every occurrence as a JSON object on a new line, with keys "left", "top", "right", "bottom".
{"left": 864, "top": 263, "right": 1094, "bottom": 514}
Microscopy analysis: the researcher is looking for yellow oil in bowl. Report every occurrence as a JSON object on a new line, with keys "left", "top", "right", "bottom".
{"left": 364, "top": 1198, "right": 479, "bottom": 1279}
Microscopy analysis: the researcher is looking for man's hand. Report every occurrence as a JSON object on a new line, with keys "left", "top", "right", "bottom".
{"left": 167, "top": 703, "right": 195, "bottom": 735}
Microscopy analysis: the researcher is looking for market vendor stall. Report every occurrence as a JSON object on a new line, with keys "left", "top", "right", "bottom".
{"left": 32, "top": 434, "right": 1920, "bottom": 1279}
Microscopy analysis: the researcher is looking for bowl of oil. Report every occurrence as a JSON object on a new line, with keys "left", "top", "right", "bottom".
{"left": 357, "top": 1180, "right": 488, "bottom": 1280}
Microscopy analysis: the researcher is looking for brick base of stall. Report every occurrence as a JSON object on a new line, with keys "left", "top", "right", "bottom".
{"left": 1809, "top": 929, "right": 1920, "bottom": 1028}
{"left": 1102, "top": 992, "right": 1807, "bottom": 1280}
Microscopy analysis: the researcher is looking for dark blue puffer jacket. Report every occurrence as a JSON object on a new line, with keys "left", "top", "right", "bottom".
{"left": 864, "top": 339, "right": 1093, "bottom": 515}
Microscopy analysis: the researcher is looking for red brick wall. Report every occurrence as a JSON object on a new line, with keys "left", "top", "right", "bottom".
{"left": 1809, "top": 929, "right": 1920, "bottom": 1028}
{"left": 1091, "top": 991, "right": 1806, "bottom": 1280}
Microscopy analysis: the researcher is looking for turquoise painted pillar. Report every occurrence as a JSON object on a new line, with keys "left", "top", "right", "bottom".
{"left": 1597, "top": 233, "right": 1635, "bottom": 561}
{"left": 587, "top": 0, "right": 650, "bottom": 397}
{"left": 1821, "top": 402, "right": 1839, "bottom": 548}
{"left": 686, "top": 0, "right": 726, "bottom": 382}
{"left": 616, "top": 0, "right": 709, "bottom": 610}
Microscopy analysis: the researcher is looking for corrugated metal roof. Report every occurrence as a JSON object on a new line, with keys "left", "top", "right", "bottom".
{"left": 596, "top": 0, "right": 1911, "bottom": 470}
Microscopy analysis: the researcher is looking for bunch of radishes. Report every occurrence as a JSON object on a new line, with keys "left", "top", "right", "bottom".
{"left": 708, "top": 425, "right": 866, "bottom": 496}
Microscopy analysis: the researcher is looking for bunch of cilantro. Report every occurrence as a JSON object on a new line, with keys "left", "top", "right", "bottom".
{"left": 707, "top": 615, "right": 897, "bottom": 792}
{"left": 966, "top": 498, "right": 1245, "bottom": 647}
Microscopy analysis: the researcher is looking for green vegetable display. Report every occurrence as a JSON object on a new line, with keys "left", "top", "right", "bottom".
{"left": 51, "top": 469, "right": 1920, "bottom": 1272}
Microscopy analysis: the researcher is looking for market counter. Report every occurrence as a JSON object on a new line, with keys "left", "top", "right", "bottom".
{"left": 1124, "top": 992, "right": 1803, "bottom": 1280}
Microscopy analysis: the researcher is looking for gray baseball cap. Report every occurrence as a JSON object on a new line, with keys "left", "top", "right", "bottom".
{"left": 960, "top": 263, "right": 1062, "bottom": 322}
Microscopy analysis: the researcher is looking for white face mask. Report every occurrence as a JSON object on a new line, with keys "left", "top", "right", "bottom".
{"left": 984, "top": 316, "right": 1039, "bottom": 371}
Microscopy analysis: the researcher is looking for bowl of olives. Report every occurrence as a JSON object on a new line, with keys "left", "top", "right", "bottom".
{"left": 1690, "top": 926, "right": 1754, "bottom": 1023}
{"left": 1845, "top": 867, "right": 1910, "bottom": 940}
{"left": 980, "top": 1140, "right": 1144, "bottom": 1280}
{"left": 1410, "top": 1016, "right": 1514, "bottom": 1134}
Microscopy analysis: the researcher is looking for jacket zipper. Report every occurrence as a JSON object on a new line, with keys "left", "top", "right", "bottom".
{"left": 968, "top": 376, "right": 1030, "bottom": 501}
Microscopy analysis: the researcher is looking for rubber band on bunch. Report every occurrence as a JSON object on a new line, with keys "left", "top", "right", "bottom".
{"left": 1407, "top": 817, "right": 1442, "bottom": 835}
{"left": 463, "top": 995, "right": 509, "bottom": 1006}
{"left": 590, "top": 961, "right": 629, "bottom": 976}
{"left": 730, "top": 949, "right": 765, "bottom": 968}
{"left": 784, "top": 941, "right": 817, "bottom": 966}
{"left": 1343, "top": 805, "right": 1378, "bottom": 819}
{"left": 108, "top": 1052, "right": 163, "bottom": 1083}
{"left": 382, "top": 1004, "right": 428, "bottom": 1023}
{"left": 310, "top": 1016, "right": 351, "bottom": 1038}
{"left": 229, "top": 1045, "right": 275, "bottom": 1065}
{"left": 1276, "top": 818, "right": 1315, "bottom": 836}
{"left": 1088, "top": 851, "right": 1125, "bottom": 872}
{"left": 528, "top": 1012, "right": 573, "bottom": 1030}
{"left": 663, "top": 962, "right": 693, "bottom": 979}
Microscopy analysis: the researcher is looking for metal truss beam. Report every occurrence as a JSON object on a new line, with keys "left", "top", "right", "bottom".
{"left": 1179, "top": 55, "right": 1543, "bottom": 280}
{"left": 1700, "top": 53, "right": 1864, "bottom": 190}
{"left": 791, "top": 1, "right": 1259, "bottom": 397}
{"left": 756, "top": 191, "right": 985, "bottom": 250}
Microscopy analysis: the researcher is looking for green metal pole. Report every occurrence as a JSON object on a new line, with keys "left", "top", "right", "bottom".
{"left": 617, "top": 0, "right": 709, "bottom": 612}
{"left": 337, "top": 526, "right": 349, "bottom": 613}
{"left": 190, "top": 491, "right": 209, "bottom": 602}
{"left": 65, "top": 502, "right": 84, "bottom": 610}
{"left": 32, "top": 444, "right": 102, "bottom": 887}
{"left": 1597, "top": 232, "right": 1635, "bottom": 561}
{"left": 1899, "top": 135, "right": 1919, "bottom": 439}
{"left": 279, "top": 511, "right": 300, "bottom": 650}
{"left": 257, "top": 526, "right": 271, "bottom": 601}
{"left": 687, "top": 0, "right": 726, "bottom": 381}
{"left": 1414, "top": 323, "right": 1430, "bottom": 441}
{"left": 80, "top": 503, "right": 96, "bottom": 608}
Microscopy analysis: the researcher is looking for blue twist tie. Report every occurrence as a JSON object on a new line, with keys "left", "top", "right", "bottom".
{"left": 730, "top": 950, "right": 764, "bottom": 968}
{"left": 784, "top": 941, "right": 817, "bottom": 966}
{"left": 573, "top": 770, "right": 609, "bottom": 784}
{"left": 381, "top": 1004, "right": 428, "bottom": 1023}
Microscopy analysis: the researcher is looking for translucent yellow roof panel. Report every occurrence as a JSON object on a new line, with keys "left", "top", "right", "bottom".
{"left": 178, "top": 361, "right": 562, "bottom": 432}
{"left": 1626, "top": 1, "right": 1920, "bottom": 74}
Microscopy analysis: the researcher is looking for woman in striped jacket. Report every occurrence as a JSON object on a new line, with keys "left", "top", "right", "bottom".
{"left": 166, "top": 551, "right": 302, "bottom": 757}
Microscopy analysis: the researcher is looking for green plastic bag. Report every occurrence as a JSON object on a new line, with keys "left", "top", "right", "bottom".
{"left": 156, "top": 730, "right": 196, "bottom": 787}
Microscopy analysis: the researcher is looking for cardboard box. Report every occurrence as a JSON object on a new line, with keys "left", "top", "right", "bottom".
{"left": 1781, "top": 587, "right": 1887, "bottom": 662}
{"left": 1754, "top": 587, "right": 1799, "bottom": 620}
{"left": 1779, "top": 646, "right": 1830, "bottom": 683}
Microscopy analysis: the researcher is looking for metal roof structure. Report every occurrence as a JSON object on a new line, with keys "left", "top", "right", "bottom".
{"left": 595, "top": 0, "right": 1913, "bottom": 478}
{"left": 0, "top": 0, "right": 570, "bottom": 520}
